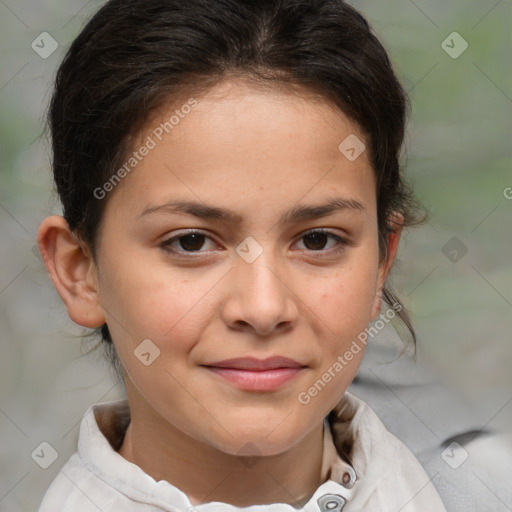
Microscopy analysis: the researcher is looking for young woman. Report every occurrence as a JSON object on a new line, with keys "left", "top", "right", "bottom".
{"left": 37, "top": 0, "right": 447, "bottom": 510}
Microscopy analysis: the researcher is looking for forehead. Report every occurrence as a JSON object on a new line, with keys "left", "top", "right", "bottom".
{"left": 108, "top": 79, "right": 376, "bottom": 220}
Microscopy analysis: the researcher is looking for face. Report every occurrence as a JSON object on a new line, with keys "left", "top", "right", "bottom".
{"left": 80, "top": 79, "right": 393, "bottom": 456}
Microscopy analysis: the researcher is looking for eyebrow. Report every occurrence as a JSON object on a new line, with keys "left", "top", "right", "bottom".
{"left": 139, "top": 197, "right": 366, "bottom": 225}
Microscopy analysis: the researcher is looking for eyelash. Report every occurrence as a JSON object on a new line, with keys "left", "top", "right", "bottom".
{"left": 160, "top": 228, "right": 349, "bottom": 258}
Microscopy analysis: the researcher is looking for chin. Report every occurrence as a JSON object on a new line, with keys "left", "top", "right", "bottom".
{"left": 219, "top": 438, "right": 297, "bottom": 459}
{"left": 208, "top": 423, "right": 308, "bottom": 459}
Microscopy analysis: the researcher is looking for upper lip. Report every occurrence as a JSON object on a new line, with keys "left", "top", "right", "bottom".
{"left": 203, "top": 356, "right": 305, "bottom": 371}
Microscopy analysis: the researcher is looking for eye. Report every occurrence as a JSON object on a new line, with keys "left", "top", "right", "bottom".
{"left": 294, "top": 229, "right": 348, "bottom": 255}
{"left": 160, "top": 230, "right": 219, "bottom": 255}
{"left": 160, "top": 228, "right": 349, "bottom": 257}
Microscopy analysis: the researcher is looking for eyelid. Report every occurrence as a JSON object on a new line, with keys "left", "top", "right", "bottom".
{"left": 160, "top": 228, "right": 350, "bottom": 256}
{"left": 160, "top": 229, "right": 221, "bottom": 255}
{"left": 292, "top": 228, "right": 350, "bottom": 254}
{"left": 296, "top": 227, "right": 350, "bottom": 243}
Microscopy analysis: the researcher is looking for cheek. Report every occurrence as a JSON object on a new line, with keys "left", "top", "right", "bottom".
{"left": 97, "top": 253, "right": 209, "bottom": 355}
{"left": 314, "top": 262, "right": 379, "bottom": 335}
{"left": 295, "top": 264, "right": 376, "bottom": 410}
{"left": 304, "top": 256, "right": 378, "bottom": 386}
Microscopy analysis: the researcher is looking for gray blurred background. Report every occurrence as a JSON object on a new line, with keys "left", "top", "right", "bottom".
{"left": 0, "top": 1, "right": 511, "bottom": 511}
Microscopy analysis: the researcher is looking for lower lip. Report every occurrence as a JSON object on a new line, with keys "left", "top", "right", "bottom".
{"left": 204, "top": 367, "right": 304, "bottom": 391}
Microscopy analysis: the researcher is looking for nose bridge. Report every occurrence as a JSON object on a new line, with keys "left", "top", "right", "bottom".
{"left": 228, "top": 235, "right": 296, "bottom": 333}
{"left": 235, "top": 235, "right": 284, "bottom": 299}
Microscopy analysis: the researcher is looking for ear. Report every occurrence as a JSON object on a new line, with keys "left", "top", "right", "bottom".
{"left": 37, "top": 215, "right": 106, "bottom": 328}
{"left": 370, "top": 213, "right": 404, "bottom": 320}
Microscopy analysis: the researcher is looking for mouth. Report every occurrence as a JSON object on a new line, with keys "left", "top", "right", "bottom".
{"left": 201, "top": 356, "right": 307, "bottom": 391}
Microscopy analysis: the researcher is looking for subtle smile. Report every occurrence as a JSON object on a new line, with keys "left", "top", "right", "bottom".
{"left": 202, "top": 356, "right": 307, "bottom": 391}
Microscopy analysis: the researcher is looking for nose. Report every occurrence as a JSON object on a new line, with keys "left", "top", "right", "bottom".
{"left": 221, "top": 243, "right": 299, "bottom": 337}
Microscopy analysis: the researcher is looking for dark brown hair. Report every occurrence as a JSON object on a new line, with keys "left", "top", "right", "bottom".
{"left": 48, "top": 0, "right": 423, "bottom": 366}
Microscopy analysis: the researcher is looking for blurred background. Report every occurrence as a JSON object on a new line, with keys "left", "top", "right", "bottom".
{"left": 0, "top": 1, "right": 510, "bottom": 510}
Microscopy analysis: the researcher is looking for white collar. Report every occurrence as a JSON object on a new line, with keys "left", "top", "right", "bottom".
{"left": 77, "top": 396, "right": 359, "bottom": 512}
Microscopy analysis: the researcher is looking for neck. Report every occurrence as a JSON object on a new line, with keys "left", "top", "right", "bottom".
{"left": 118, "top": 388, "right": 325, "bottom": 507}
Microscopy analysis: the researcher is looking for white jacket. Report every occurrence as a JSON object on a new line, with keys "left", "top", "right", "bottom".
{"left": 38, "top": 392, "right": 446, "bottom": 512}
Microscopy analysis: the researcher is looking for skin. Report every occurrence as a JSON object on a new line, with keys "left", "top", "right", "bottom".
{"left": 38, "top": 78, "right": 402, "bottom": 507}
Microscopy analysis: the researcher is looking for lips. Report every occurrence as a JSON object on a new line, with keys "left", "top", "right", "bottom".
{"left": 202, "top": 356, "right": 305, "bottom": 371}
{"left": 202, "top": 356, "right": 306, "bottom": 391}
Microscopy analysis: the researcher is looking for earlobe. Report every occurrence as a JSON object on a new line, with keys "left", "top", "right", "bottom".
{"left": 37, "top": 215, "right": 106, "bottom": 328}
{"left": 370, "top": 288, "right": 383, "bottom": 321}
{"left": 370, "top": 213, "right": 404, "bottom": 320}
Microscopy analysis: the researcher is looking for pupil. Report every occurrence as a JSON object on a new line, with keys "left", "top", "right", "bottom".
{"left": 305, "top": 232, "right": 327, "bottom": 250}
{"left": 177, "top": 233, "right": 328, "bottom": 252}
{"left": 180, "top": 234, "right": 204, "bottom": 251}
